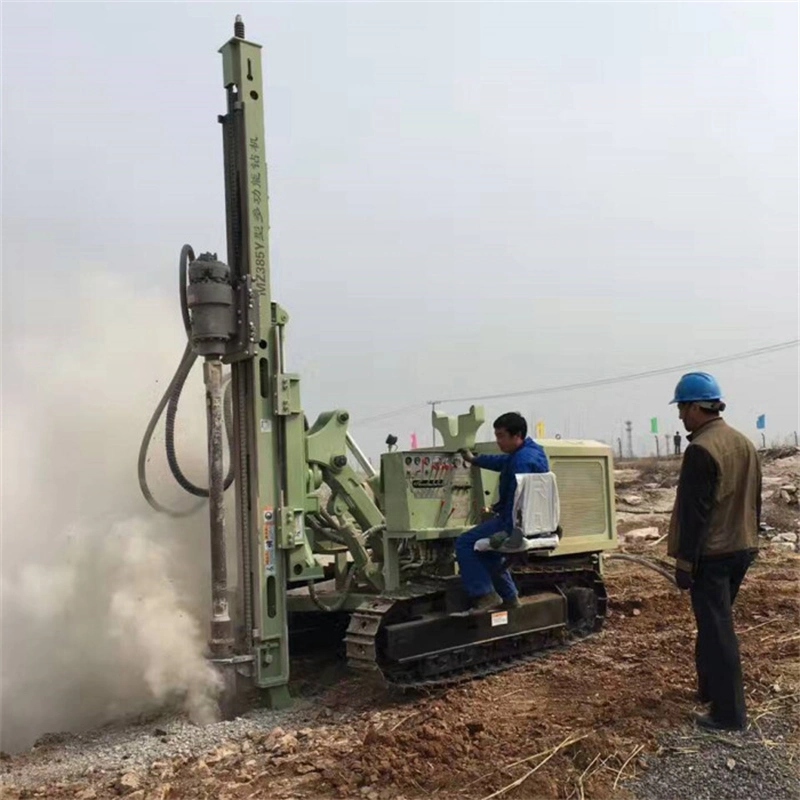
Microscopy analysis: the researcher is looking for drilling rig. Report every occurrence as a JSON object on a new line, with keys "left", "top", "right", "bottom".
{"left": 140, "top": 17, "right": 618, "bottom": 710}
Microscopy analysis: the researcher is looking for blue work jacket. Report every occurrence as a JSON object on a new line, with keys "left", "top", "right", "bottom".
{"left": 473, "top": 437, "right": 549, "bottom": 529}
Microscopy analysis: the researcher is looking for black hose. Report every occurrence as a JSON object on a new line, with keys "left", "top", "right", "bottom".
{"left": 307, "top": 564, "right": 357, "bottom": 613}
{"left": 604, "top": 553, "right": 678, "bottom": 586}
{"left": 137, "top": 244, "right": 236, "bottom": 514}
{"left": 163, "top": 353, "right": 235, "bottom": 497}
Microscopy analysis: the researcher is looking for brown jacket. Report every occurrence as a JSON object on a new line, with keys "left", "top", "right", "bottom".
{"left": 668, "top": 418, "right": 761, "bottom": 571}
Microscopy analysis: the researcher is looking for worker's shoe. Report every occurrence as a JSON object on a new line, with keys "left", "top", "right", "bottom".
{"left": 693, "top": 711, "right": 746, "bottom": 732}
{"left": 499, "top": 595, "right": 521, "bottom": 610}
{"left": 470, "top": 591, "right": 503, "bottom": 613}
{"left": 498, "top": 529, "right": 528, "bottom": 553}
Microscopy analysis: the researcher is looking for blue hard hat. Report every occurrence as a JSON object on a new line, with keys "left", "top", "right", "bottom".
{"left": 670, "top": 372, "right": 723, "bottom": 404}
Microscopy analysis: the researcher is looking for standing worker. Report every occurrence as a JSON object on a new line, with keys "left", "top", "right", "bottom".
{"left": 667, "top": 372, "right": 761, "bottom": 731}
{"left": 457, "top": 412, "right": 549, "bottom": 612}
{"left": 673, "top": 431, "right": 683, "bottom": 456}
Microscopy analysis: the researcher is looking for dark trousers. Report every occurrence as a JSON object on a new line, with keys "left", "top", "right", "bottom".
{"left": 690, "top": 550, "right": 756, "bottom": 727}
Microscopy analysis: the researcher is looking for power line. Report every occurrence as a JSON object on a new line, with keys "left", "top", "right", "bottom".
{"left": 433, "top": 339, "right": 799, "bottom": 405}
{"left": 356, "top": 403, "right": 422, "bottom": 425}
{"left": 353, "top": 339, "right": 798, "bottom": 425}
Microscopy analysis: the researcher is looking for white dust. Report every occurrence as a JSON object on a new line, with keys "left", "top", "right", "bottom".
{"left": 1, "top": 270, "right": 227, "bottom": 752}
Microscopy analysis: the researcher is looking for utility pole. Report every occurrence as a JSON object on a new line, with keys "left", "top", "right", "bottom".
{"left": 617, "top": 438, "right": 623, "bottom": 460}
{"left": 655, "top": 436, "right": 660, "bottom": 458}
{"left": 625, "top": 420, "right": 633, "bottom": 459}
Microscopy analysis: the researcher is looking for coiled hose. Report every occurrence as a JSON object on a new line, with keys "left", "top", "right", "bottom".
{"left": 138, "top": 244, "right": 236, "bottom": 517}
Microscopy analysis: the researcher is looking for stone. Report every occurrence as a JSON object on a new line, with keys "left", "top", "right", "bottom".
{"left": 76, "top": 790, "right": 97, "bottom": 800}
{"left": 771, "top": 542, "right": 795, "bottom": 552}
{"left": 117, "top": 773, "right": 141, "bottom": 793}
{"left": 774, "top": 532, "right": 798, "bottom": 544}
{"left": 275, "top": 733, "right": 298, "bottom": 754}
{"left": 622, "top": 495, "right": 644, "bottom": 506}
{"left": 623, "top": 527, "right": 661, "bottom": 541}
{"left": 726, "top": 758, "right": 736, "bottom": 771}
{"left": 207, "top": 743, "right": 240, "bottom": 764}
{"left": 193, "top": 760, "right": 211, "bottom": 776}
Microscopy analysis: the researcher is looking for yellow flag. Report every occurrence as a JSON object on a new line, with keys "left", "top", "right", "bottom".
{"left": 535, "top": 421, "right": 545, "bottom": 438}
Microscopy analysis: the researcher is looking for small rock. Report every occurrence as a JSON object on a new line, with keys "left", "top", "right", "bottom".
{"left": 297, "top": 728, "right": 313, "bottom": 739}
{"left": 193, "top": 760, "right": 211, "bottom": 776}
{"left": 771, "top": 542, "right": 795, "bottom": 552}
{"left": 726, "top": 757, "right": 736, "bottom": 770}
{"left": 76, "top": 790, "right": 97, "bottom": 800}
{"left": 632, "top": 608, "right": 641, "bottom": 616}
{"left": 207, "top": 743, "right": 240, "bottom": 764}
{"left": 127, "top": 792, "right": 145, "bottom": 800}
{"left": 773, "top": 532, "right": 798, "bottom": 544}
{"left": 275, "top": 733, "right": 298, "bottom": 754}
{"left": 117, "top": 772, "right": 141, "bottom": 793}
{"left": 780, "top": 484, "right": 797, "bottom": 493}
{"left": 780, "top": 490, "right": 798, "bottom": 505}
{"left": 152, "top": 728, "right": 168, "bottom": 738}
{"left": 622, "top": 495, "right": 644, "bottom": 506}
{"left": 624, "top": 527, "right": 661, "bottom": 541}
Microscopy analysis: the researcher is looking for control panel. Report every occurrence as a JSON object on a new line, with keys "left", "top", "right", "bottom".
{"left": 401, "top": 451, "right": 471, "bottom": 497}
{"left": 381, "top": 449, "right": 477, "bottom": 534}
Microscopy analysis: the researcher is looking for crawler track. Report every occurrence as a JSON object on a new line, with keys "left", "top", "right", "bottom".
{"left": 344, "top": 556, "right": 606, "bottom": 688}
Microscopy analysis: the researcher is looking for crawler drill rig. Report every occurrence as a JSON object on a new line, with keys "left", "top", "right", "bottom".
{"left": 140, "top": 18, "right": 618, "bottom": 709}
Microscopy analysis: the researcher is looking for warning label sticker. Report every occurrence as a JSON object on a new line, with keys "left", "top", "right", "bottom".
{"left": 491, "top": 611, "right": 508, "bottom": 627}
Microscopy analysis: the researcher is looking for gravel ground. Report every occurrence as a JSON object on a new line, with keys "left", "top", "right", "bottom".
{"left": 0, "top": 700, "right": 316, "bottom": 789}
{"left": 628, "top": 715, "right": 799, "bottom": 800}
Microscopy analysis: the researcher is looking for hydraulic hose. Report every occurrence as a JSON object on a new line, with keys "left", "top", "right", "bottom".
{"left": 603, "top": 553, "right": 678, "bottom": 586}
{"left": 307, "top": 564, "right": 357, "bottom": 613}
{"left": 138, "top": 244, "right": 236, "bottom": 516}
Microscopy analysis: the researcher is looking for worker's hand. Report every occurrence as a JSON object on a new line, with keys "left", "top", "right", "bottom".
{"left": 675, "top": 568, "right": 693, "bottom": 591}
{"left": 489, "top": 532, "right": 508, "bottom": 550}
{"left": 459, "top": 448, "right": 476, "bottom": 464}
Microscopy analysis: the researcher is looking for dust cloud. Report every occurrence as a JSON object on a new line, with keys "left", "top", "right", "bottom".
{"left": 1, "top": 270, "right": 226, "bottom": 752}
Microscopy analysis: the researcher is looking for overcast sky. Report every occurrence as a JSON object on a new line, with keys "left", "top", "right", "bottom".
{"left": 2, "top": 2, "right": 798, "bottom": 461}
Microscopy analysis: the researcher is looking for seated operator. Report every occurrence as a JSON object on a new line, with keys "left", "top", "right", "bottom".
{"left": 457, "top": 412, "right": 549, "bottom": 612}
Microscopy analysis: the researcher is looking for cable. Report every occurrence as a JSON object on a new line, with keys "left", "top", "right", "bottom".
{"left": 354, "top": 403, "right": 424, "bottom": 426}
{"left": 603, "top": 553, "right": 677, "bottom": 586}
{"left": 434, "top": 339, "right": 799, "bottom": 406}
{"left": 349, "top": 339, "right": 799, "bottom": 426}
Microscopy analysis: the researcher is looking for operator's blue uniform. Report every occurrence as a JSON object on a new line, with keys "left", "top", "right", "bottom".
{"left": 455, "top": 438, "right": 549, "bottom": 601}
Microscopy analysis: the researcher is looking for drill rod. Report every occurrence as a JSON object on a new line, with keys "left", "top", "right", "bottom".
{"left": 204, "top": 356, "right": 234, "bottom": 657}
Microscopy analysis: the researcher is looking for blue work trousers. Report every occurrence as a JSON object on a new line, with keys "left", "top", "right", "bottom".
{"left": 455, "top": 517, "right": 518, "bottom": 601}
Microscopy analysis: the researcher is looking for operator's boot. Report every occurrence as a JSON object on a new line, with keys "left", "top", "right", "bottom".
{"left": 471, "top": 591, "right": 503, "bottom": 613}
{"left": 499, "top": 595, "right": 521, "bottom": 610}
{"left": 498, "top": 528, "right": 528, "bottom": 553}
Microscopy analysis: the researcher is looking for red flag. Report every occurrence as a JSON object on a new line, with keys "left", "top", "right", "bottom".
{"left": 410, "top": 433, "right": 418, "bottom": 450}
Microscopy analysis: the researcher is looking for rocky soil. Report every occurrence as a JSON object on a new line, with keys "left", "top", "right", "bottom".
{"left": 2, "top": 450, "right": 798, "bottom": 800}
